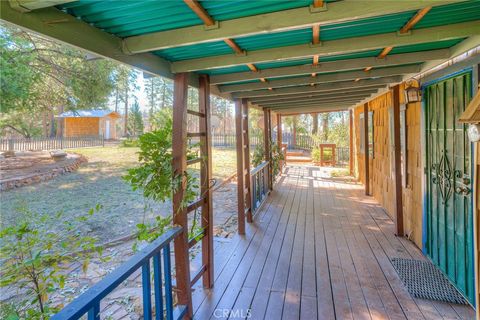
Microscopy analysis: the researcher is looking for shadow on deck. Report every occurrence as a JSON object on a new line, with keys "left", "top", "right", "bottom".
{"left": 191, "top": 165, "right": 475, "bottom": 320}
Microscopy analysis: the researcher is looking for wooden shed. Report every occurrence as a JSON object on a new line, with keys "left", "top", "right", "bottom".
{"left": 56, "top": 110, "right": 121, "bottom": 139}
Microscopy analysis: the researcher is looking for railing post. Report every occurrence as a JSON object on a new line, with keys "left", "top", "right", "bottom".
{"left": 171, "top": 72, "right": 193, "bottom": 318}
{"left": 235, "top": 99, "right": 246, "bottom": 235}
{"left": 199, "top": 74, "right": 214, "bottom": 288}
{"left": 263, "top": 109, "right": 272, "bottom": 190}
{"left": 243, "top": 99, "right": 252, "bottom": 223}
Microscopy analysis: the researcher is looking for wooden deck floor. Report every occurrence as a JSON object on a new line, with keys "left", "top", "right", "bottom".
{"left": 191, "top": 165, "right": 475, "bottom": 320}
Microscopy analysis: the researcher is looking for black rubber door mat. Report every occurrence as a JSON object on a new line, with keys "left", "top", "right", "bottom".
{"left": 391, "top": 258, "right": 467, "bottom": 305}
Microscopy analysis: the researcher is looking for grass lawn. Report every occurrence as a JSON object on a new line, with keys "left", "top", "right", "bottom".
{"left": 1, "top": 145, "right": 237, "bottom": 243}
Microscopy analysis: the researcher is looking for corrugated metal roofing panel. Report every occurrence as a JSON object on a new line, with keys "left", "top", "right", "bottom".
{"left": 389, "top": 38, "right": 465, "bottom": 55}
{"left": 414, "top": 1, "right": 480, "bottom": 30}
{"left": 58, "top": 0, "right": 318, "bottom": 37}
{"left": 154, "top": 41, "right": 232, "bottom": 61}
{"left": 195, "top": 38, "right": 462, "bottom": 76}
{"left": 199, "top": 65, "right": 251, "bottom": 75}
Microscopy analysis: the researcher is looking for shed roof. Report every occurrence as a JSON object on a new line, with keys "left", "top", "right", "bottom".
{"left": 57, "top": 110, "right": 121, "bottom": 118}
{"left": 2, "top": 0, "right": 479, "bottom": 115}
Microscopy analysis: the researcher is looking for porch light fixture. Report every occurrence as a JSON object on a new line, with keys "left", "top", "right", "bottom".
{"left": 404, "top": 80, "right": 421, "bottom": 104}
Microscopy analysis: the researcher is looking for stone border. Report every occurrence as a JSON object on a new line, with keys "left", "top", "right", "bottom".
{"left": 0, "top": 154, "right": 87, "bottom": 192}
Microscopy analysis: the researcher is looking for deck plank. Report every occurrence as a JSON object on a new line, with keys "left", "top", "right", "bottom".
{"left": 192, "top": 165, "right": 475, "bottom": 320}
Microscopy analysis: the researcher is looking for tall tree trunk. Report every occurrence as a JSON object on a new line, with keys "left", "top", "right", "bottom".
{"left": 49, "top": 110, "right": 55, "bottom": 137}
{"left": 123, "top": 85, "right": 129, "bottom": 136}
{"left": 56, "top": 105, "right": 64, "bottom": 137}
{"left": 161, "top": 80, "right": 166, "bottom": 109}
{"left": 42, "top": 111, "right": 48, "bottom": 137}
{"left": 312, "top": 113, "right": 318, "bottom": 134}
{"left": 114, "top": 86, "right": 119, "bottom": 113}
{"left": 321, "top": 113, "right": 329, "bottom": 142}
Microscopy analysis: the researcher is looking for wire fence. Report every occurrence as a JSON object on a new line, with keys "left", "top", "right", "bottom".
{"left": 0, "top": 136, "right": 104, "bottom": 151}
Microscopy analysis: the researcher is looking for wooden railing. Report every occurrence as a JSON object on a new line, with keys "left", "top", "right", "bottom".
{"left": 51, "top": 227, "right": 187, "bottom": 320}
{"left": 0, "top": 135, "right": 104, "bottom": 151}
{"left": 251, "top": 161, "right": 270, "bottom": 215}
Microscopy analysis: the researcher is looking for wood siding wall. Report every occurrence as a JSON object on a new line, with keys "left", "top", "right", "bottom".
{"left": 65, "top": 117, "right": 99, "bottom": 137}
{"left": 354, "top": 84, "right": 423, "bottom": 247}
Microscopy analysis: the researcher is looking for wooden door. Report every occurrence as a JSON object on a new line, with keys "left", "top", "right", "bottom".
{"left": 425, "top": 71, "right": 474, "bottom": 303}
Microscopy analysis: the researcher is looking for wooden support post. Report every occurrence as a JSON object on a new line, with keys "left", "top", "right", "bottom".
{"left": 243, "top": 99, "right": 253, "bottom": 222}
{"left": 392, "top": 85, "right": 404, "bottom": 236}
{"left": 235, "top": 99, "right": 246, "bottom": 235}
{"left": 171, "top": 73, "right": 193, "bottom": 317}
{"left": 364, "top": 102, "right": 370, "bottom": 196}
{"left": 292, "top": 115, "right": 297, "bottom": 148}
{"left": 264, "top": 109, "right": 272, "bottom": 190}
{"left": 198, "top": 74, "right": 214, "bottom": 288}
{"left": 277, "top": 114, "right": 282, "bottom": 146}
{"left": 349, "top": 109, "right": 354, "bottom": 176}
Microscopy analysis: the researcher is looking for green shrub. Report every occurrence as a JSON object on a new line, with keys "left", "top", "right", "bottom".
{"left": 312, "top": 147, "right": 321, "bottom": 162}
{"left": 123, "top": 115, "right": 200, "bottom": 245}
{"left": 0, "top": 205, "right": 104, "bottom": 319}
{"left": 251, "top": 144, "right": 265, "bottom": 168}
{"left": 120, "top": 138, "right": 139, "bottom": 148}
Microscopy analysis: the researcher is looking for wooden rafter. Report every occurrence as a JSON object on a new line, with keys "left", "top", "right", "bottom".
{"left": 172, "top": 21, "right": 479, "bottom": 72}
{"left": 260, "top": 78, "right": 267, "bottom": 83}
{"left": 370, "top": 7, "right": 431, "bottom": 64}
{"left": 312, "top": 24, "right": 320, "bottom": 45}
{"left": 378, "top": 46, "right": 393, "bottom": 59}
{"left": 123, "top": 1, "right": 454, "bottom": 54}
{"left": 313, "top": 55, "right": 319, "bottom": 66}
{"left": 209, "top": 49, "right": 449, "bottom": 84}
{"left": 247, "top": 63, "right": 258, "bottom": 72}
{"left": 400, "top": 6, "right": 432, "bottom": 34}
{"left": 224, "top": 38, "right": 244, "bottom": 54}
{"left": 183, "top": 0, "right": 215, "bottom": 26}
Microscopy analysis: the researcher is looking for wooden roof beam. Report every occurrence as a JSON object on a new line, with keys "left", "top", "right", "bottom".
{"left": 259, "top": 96, "right": 371, "bottom": 108}
{"left": 366, "top": 7, "right": 431, "bottom": 68}
{"left": 400, "top": 6, "right": 432, "bottom": 34}
{"left": 224, "top": 38, "right": 244, "bottom": 54}
{"left": 219, "top": 64, "right": 420, "bottom": 93}
{"left": 231, "top": 76, "right": 401, "bottom": 98}
{"left": 171, "top": 21, "right": 479, "bottom": 72}
{"left": 123, "top": 1, "right": 454, "bottom": 53}
{"left": 273, "top": 105, "right": 350, "bottom": 115}
{"left": 253, "top": 90, "right": 378, "bottom": 105}
{"left": 183, "top": 0, "right": 216, "bottom": 26}
{"left": 250, "top": 87, "right": 379, "bottom": 104}
{"left": 210, "top": 49, "right": 449, "bottom": 84}
{"left": 8, "top": 0, "right": 74, "bottom": 12}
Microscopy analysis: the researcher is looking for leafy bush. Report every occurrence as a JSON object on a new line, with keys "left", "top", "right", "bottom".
{"left": 123, "top": 114, "right": 199, "bottom": 245}
{"left": 0, "top": 205, "right": 104, "bottom": 319}
{"left": 271, "top": 142, "right": 285, "bottom": 177}
{"left": 120, "top": 138, "right": 139, "bottom": 148}
{"left": 251, "top": 144, "right": 265, "bottom": 168}
{"left": 312, "top": 147, "right": 321, "bottom": 163}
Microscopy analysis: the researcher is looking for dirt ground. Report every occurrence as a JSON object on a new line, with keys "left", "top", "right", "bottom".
{"left": 0, "top": 146, "right": 238, "bottom": 243}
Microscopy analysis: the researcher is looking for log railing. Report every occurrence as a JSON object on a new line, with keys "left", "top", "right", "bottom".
{"left": 251, "top": 161, "right": 270, "bottom": 215}
{"left": 51, "top": 227, "right": 186, "bottom": 320}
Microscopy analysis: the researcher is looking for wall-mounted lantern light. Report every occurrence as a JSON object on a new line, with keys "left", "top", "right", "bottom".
{"left": 404, "top": 80, "right": 421, "bottom": 104}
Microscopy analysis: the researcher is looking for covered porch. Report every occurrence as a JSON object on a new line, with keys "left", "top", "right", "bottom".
{"left": 2, "top": 0, "right": 479, "bottom": 319}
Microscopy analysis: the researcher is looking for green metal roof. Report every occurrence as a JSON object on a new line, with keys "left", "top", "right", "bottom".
{"left": 153, "top": 1, "right": 478, "bottom": 62}
{"left": 196, "top": 38, "right": 464, "bottom": 76}
{"left": 58, "top": 0, "right": 319, "bottom": 37}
